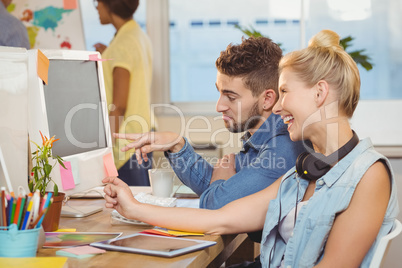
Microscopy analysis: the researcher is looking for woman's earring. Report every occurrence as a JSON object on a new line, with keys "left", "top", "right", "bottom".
{"left": 263, "top": 106, "right": 266, "bottom": 109}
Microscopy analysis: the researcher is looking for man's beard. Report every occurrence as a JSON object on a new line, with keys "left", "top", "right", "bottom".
{"left": 226, "top": 101, "right": 263, "bottom": 133}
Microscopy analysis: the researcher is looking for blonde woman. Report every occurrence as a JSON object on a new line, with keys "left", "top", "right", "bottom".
{"left": 103, "top": 30, "right": 398, "bottom": 267}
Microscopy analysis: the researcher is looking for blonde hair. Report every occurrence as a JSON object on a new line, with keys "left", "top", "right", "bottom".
{"left": 279, "top": 29, "right": 360, "bottom": 117}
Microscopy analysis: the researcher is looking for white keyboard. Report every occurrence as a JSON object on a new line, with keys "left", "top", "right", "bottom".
{"left": 110, "top": 192, "right": 177, "bottom": 226}
{"left": 134, "top": 192, "right": 177, "bottom": 207}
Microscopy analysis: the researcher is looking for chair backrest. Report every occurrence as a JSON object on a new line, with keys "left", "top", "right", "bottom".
{"left": 369, "top": 219, "right": 402, "bottom": 268}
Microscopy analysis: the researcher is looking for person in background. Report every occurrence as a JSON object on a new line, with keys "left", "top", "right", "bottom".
{"left": 103, "top": 29, "right": 398, "bottom": 267}
{"left": 115, "top": 37, "right": 305, "bottom": 211}
{"left": 94, "top": 0, "right": 153, "bottom": 186}
{"left": 0, "top": 0, "right": 30, "bottom": 49}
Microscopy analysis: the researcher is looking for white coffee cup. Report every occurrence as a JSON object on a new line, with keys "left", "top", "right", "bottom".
{"left": 148, "top": 169, "right": 175, "bottom": 198}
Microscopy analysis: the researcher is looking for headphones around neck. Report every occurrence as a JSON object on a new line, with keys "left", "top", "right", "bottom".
{"left": 296, "top": 131, "right": 359, "bottom": 181}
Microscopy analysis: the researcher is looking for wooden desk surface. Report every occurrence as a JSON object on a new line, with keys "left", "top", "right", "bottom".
{"left": 37, "top": 199, "right": 247, "bottom": 268}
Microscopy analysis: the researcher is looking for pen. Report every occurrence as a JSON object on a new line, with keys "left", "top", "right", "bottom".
{"left": 31, "top": 190, "right": 40, "bottom": 223}
{"left": 21, "top": 197, "right": 34, "bottom": 230}
{"left": 16, "top": 195, "right": 27, "bottom": 229}
{"left": 36, "top": 193, "right": 52, "bottom": 229}
{"left": 1, "top": 188, "right": 6, "bottom": 227}
{"left": 39, "top": 193, "right": 47, "bottom": 216}
{"left": 30, "top": 206, "right": 48, "bottom": 229}
{"left": 13, "top": 194, "right": 22, "bottom": 225}
{"left": 8, "top": 195, "right": 14, "bottom": 226}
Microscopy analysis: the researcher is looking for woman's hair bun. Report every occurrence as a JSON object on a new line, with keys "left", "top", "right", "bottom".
{"left": 308, "top": 29, "right": 342, "bottom": 50}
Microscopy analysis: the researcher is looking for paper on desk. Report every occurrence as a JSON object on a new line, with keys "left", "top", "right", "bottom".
{"left": 0, "top": 257, "right": 67, "bottom": 268}
{"left": 56, "top": 250, "right": 95, "bottom": 259}
{"left": 60, "top": 245, "right": 106, "bottom": 255}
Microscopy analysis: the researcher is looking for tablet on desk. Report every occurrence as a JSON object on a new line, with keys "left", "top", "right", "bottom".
{"left": 90, "top": 233, "right": 216, "bottom": 257}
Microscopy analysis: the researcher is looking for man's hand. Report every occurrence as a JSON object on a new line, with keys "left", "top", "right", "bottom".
{"left": 113, "top": 132, "right": 185, "bottom": 164}
{"left": 210, "top": 153, "right": 236, "bottom": 184}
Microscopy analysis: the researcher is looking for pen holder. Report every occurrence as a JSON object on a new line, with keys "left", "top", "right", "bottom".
{"left": 0, "top": 224, "right": 40, "bottom": 257}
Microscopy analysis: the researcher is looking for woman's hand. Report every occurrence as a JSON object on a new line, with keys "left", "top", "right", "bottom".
{"left": 102, "top": 176, "right": 139, "bottom": 219}
{"left": 93, "top": 43, "right": 107, "bottom": 54}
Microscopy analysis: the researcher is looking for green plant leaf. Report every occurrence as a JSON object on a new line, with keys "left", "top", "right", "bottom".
{"left": 28, "top": 179, "right": 33, "bottom": 193}
{"left": 53, "top": 184, "right": 59, "bottom": 196}
{"left": 44, "top": 163, "right": 52, "bottom": 177}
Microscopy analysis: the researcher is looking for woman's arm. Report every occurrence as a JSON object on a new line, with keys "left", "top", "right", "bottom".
{"left": 315, "top": 161, "right": 391, "bottom": 267}
{"left": 109, "top": 67, "right": 130, "bottom": 142}
{"left": 103, "top": 176, "right": 282, "bottom": 235}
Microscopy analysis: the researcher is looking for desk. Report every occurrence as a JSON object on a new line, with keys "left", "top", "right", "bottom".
{"left": 37, "top": 199, "right": 249, "bottom": 268}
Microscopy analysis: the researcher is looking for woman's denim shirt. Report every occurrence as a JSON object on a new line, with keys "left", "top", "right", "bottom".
{"left": 260, "top": 138, "right": 399, "bottom": 268}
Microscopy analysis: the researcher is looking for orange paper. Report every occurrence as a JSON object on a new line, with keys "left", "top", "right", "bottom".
{"left": 63, "top": 0, "right": 77, "bottom": 10}
{"left": 103, "top": 153, "right": 118, "bottom": 177}
{"left": 37, "top": 49, "right": 49, "bottom": 84}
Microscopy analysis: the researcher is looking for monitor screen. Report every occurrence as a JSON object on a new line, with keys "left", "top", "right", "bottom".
{"left": 28, "top": 49, "right": 113, "bottom": 198}
{"left": 43, "top": 59, "right": 107, "bottom": 157}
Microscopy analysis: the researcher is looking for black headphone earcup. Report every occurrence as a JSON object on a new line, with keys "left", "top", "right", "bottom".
{"left": 296, "top": 152, "right": 310, "bottom": 179}
{"left": 296, "top": 152, "right": 331, "bottom": 181}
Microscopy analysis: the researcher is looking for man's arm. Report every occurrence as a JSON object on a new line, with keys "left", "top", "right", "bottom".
{"left": 114, "top": 132, "right": 185, "bottom": 164}
{"left": 165, "top": 138, "right": 214, "bottom": 196}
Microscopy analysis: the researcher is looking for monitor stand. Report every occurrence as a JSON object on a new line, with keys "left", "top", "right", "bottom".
{"left": 61, "top": 205, "right": 103, "bottom": 218}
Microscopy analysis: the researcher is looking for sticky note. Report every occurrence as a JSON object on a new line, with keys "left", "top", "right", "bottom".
{"left": 55, "top": 228, "right": 76, "bottom": 232}
{"left": 56, "top": 250, "right": 95, "bottom": 259}
{"left": 88, "top": 54, "right": 111, "bottom": 61}
{"left": 0, "top": 257, "right": 67, "bottom": 268}
{"left": 61, "top": 245, "right": 106, "bottom": 255}
{"left": 60, "top": 161, "right": 75, "bottom": 190}
{"left": 63, "top": 0, "right": 77, "bottom": 10}
{"left": 70, "top": 158, "right": 80, "bottom": 185}
{"left": 37, "top": 49, "right": 49, "bottom": 84}
{"left": 103, "top": 153, "right": 118, "bottom": 177}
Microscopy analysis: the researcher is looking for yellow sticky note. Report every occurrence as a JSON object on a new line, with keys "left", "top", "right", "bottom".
{"left": 56, "top": 228, "right": 76, "bottom": 232}
{"left": 37, "top": 49, "right": 49, "bottom": 85}
{"left": 0, "top": 257, "right": 67, "bottom": 268}
{"left": 167, "top": 229, "right": 204, "bottom": 236}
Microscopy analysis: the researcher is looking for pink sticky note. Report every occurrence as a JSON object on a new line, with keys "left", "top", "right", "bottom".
{"left": 88, "top": 54, "right": 111, "bottom": 62}
{"left": 62, "top": 245, "right": 106, "bottom": 255}
{"left": 103, "top": 153, "right": 118, "bottom": 177}
{"left": 60, "top": 161, "right": 75, "bottom": 190}
{"left": 63, "top": 0, "right": 77, "bottom": 10}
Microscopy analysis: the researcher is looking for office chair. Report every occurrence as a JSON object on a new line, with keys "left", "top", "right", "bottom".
{"left": 369, "top": 219, "right": 402, "bottom": 268}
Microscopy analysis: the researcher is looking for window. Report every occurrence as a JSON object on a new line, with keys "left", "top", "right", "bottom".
{"left": 167, "top": 0, "right": 402, "bottom": 103}
{"left": 79, "top": 1, "right": 146, "bottom": 51}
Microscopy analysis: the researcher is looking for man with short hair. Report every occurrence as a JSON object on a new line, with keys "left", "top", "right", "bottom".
{"left": 115, "top": 37, "right": 305, "bottom": 210}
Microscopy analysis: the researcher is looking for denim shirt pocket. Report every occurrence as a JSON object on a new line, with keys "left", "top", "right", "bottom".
{"left": 297, "top": 214, "right": 335, "bottom": 267}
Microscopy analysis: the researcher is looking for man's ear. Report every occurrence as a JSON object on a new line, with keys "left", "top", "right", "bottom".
{"left": 315, "top": 80, "right": 329, "bottom": 107}
{"left": 261, "top": 89, "right": 277, "bottom": 111}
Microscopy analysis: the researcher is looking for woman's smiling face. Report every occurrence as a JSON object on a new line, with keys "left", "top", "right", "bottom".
{"left": 273, "top": 68, "right": 319, "bottom": 141}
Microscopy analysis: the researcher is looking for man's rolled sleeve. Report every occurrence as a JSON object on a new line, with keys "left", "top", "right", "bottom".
{"left": 165, "top": 138, "right": 213, "bottom": 196}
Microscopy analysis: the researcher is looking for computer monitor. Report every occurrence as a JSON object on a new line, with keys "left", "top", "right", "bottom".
{"left": 0, "top": 46, "right": 29, "bottom": 194}
{"left": 27, "top": 49, "right": 113, "bottom": 216}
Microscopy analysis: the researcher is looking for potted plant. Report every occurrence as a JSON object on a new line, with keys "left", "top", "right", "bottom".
{"left": 234, "top": 25, "right": 373, "bottom": 71}
{"left": 30, "top": 131, "right": 67, "bottom": 231}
